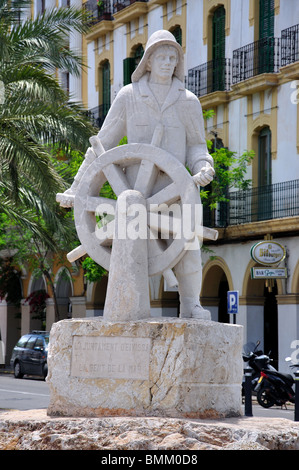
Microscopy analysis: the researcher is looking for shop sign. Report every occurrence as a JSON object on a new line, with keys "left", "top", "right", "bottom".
{"left": 250, "top": 241, "right": 286, "bottom": 266}
{"left": 251, "top": 267, "right": 288, "bottom": 279}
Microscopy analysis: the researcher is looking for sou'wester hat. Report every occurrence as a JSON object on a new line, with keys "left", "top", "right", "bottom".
{"left": 131, "top": 30, "right": 185, "bottom": 83}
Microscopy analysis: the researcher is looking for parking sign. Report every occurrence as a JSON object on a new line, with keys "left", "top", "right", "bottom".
{"left": 227, "top": 291, "right": 239, "bottom": 314}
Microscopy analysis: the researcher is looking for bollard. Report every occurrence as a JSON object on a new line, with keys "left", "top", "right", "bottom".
{"left": 294, "top": 370, "right": 299, "bottom": 422}
{"left": 244, "top": 366, "right": 253, "bottom": 417}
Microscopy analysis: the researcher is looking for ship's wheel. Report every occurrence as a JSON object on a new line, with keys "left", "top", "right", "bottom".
{"left": 67, "top": 143, "right": 204, "bottom": 285}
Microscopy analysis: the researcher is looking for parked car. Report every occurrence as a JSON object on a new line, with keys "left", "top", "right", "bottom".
{"left": 10, "top": 331, "right": 49, "bottom": 379}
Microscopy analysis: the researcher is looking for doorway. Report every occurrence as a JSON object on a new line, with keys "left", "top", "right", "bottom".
{"left": 264, "top": 282, "right": 278, "bottom": 369}
{"left": 218, "top": 279, "right": 230, "bottom": 323}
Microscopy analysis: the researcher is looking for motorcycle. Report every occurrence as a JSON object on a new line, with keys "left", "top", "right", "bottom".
{"left": 242, "top": 340, "right": 276, "bottom": 397}
{"left": 255, "top": 358, "right": 299, "bottom": 408}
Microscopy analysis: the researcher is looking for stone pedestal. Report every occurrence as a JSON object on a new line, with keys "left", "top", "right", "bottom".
{"left": 47, "top": 318, "right": 243, "bottom": 419}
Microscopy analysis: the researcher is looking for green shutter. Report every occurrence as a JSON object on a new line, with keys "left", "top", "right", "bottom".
{"left": 123, "top": 57, "right": 135, "bottom": 86}
{"left": 259, "top": 0, "right": 274, "bottom": 39}
{"left": 102, "top": 61, "right": 110, "bottom": 116}
{"left": 171, "top": 26, "right": 182, "bottom": 46}
{"left": 258, "top": 127, "right": 272, "bottom": 219}
{"left": 259, "top": 0, "right": 275, "bottom": 73}
{"left": 212, "top": 6, "right": 226, "bottom": 91}
{"left": 212, "top": 6, "right": 225, "bottom": 61}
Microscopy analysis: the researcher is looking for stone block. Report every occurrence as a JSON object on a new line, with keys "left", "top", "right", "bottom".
{"left": 47, "top": 318, "right": 243, "bottom": 419}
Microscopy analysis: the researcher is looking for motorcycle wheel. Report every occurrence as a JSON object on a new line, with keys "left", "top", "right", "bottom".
{"left": 257, "top": 387, "right": 276, "bottom": 408}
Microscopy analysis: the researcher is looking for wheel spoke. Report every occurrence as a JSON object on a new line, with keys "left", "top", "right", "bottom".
{"left": 134, "top": 160, "right": 158, "bottom": 198}
{"left": 148, "top": 210, "right": 180, "bottom": 238}
{"left": 67, "top": 245, "right": 87, "bottom": 263}
{"left": 95, "top": 219, "right": 115, "bottom": 246}
{"left": 103, "top": 163, "right": 130, "bottom": 196}
{"left": 86, "top": 196, "right": 116, "bottom": 215}
{"left": 147, "top": 182, "right": 180, "bottom": 208}
{"left": 148, "top": 237, "right": 167, "bottom": 258}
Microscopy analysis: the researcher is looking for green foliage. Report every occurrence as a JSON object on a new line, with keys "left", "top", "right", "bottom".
{"left": 201, "top": 108, "right": 254, "bottom": 210}
{"left": 81, "top": 257, "right": 107, "bottom": 283}
{"left": 0, "top": 0, "right": 95, "bottom": 235}
{"left": 202, "top": 147, "right": 255, "bottom": 210}
{"left": 0, "top": 1, "right": 97, "bottom": 319}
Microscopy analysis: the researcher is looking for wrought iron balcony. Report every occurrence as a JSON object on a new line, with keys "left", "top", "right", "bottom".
{"left": 85, "top": 0, "right": 113, "bottom": 25}
{"left": 113, "top": 0, "right": 148, "bottom": 13}
{"left": 86, "top": 104, "right": 110, "bottom": 129}
{"left": 281, "top": 24, "right": 299, "bottom": 67}
{"left": 232, "top": 37, "right": 280, "bottom": 84}
{"left": 204, "top": 179, "right": 299, "bottom": 228}
{"left": 187, "top": 58, "right": 231, "bottom": 97}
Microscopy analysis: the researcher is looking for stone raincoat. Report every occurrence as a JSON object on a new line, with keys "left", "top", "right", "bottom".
{"left": 97, "top": 73, "right": 213, "bottom": 176}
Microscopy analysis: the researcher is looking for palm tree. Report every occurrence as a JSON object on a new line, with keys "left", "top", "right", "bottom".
{"left": 0, "top": 0, "right": 95, "bottom": 233}
{"left": 0, "top": 0, "right": 96, "bottom": 320}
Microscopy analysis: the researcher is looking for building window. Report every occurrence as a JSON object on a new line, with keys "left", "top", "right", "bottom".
{"left": 258, "top": 0, "right": 275, "bottom": 73}
{"left": 259, "top": 0, "right": 274, "bottom": 39}
{"left": 213, "top": 6, "right": 225, "bottom": 61}
{"left": 258, "top": 126, "right": 272, "bottom": 186}
{"left": 101, "top": 60, "right": 111, "bottom": 117}
{"left": 123, "top": 44, "right": 144, "bottom": 86}
{"left": 258, "top": 126, "right": 272, "bottom": 219}
{"left": 61, "top": 72, "right": 70, "bottom": 95}
{"left": 212, "top": 6, "right": 226, "bottom": 91}
{"left": 170, "top": 26, "right": 182, "bottom": 46}
{"left": 37, "top": 0, "right": 45, "bottom": 15}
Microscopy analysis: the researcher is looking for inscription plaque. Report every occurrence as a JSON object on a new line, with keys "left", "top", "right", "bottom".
{"left": 70, "top": 336, "right": 151, "bottom": 380}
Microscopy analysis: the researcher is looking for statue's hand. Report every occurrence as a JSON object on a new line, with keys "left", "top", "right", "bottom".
{"left": 193, "top": 165, "right": 215, "bottom": 187}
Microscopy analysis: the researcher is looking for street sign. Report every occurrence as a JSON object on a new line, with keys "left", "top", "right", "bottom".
{"left": 251, "top": 267, "right": 287, "bottom": 279}
{"left": 227, "top": 290, "right": 239, "bottom": 315}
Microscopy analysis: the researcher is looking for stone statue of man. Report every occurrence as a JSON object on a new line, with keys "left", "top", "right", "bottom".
{"left": 57, "top": 30, "right": 215, "bottom": 320}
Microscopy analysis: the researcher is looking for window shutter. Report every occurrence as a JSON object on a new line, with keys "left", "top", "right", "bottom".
{"left": 102, "top": 61, "right": 110, "bottom": 116}
{"left": 171, "top": 26, "right": 182, "bottom": 46}
{"left": 123, "top": 57, "right": 136, "bottom": 86}
{"left": 259, "top": 0, "right": 274, "bottom": 39}
{"left": 212, "top": 6, "right": 226, "bottom": 91}
{"left": 259, "top": 0, "right": 275, "bottom": 73}
{"left": 212, "top": 6, "right": 225, "bottom": 61}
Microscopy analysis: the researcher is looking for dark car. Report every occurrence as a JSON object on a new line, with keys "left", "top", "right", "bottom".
{"left": 10, "top": 331, "right": 49, "bottom": 379}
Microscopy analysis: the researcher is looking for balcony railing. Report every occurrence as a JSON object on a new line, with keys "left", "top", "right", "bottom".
{"left": 86, "top": 104, "right": 110, "bottom": 129}
{"left": 85, "top": 0, "right": 113, "bottom": 25}
{"left": 113, "top": 0, "right": 148, "bottom": 13}
{"left": 204, "top": 179, "right": 299, "bottom": 228}
{"left": 281, "top": 24, "right": 299, "bottom": 67}
{"left": 232, "top": 37, "right": 280, "bottom": 84}
{"left": 187, "top": 58, "right": 231, "bottom": 97}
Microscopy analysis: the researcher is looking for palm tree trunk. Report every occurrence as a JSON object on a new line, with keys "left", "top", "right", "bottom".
{"left": 43, "top": 268, "right": 60, "bottom": 323}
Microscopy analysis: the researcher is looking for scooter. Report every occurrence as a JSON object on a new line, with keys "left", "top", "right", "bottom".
{"left": 255, "top": 358, "right": 299, "bottom": 408}
{"left": 242, "top": 340, "right": 276, "bottom": 397}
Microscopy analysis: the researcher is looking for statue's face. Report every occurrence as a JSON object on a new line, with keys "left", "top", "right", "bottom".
{"left": 148, "top": 45, "right": 178, "bottom": 83}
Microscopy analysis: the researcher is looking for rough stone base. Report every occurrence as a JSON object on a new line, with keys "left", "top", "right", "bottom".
{"left": 46, "top": 318, "right": 243, "bottom": 419}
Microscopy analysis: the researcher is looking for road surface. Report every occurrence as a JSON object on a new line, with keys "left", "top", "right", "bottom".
{"left": 0, "top": 373, "right": 50, "bottom": 411}
{"left": 0, "top": 372, "right": 297, "bottom": 421}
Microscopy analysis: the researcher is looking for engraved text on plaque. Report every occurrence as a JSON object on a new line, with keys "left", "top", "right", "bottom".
{"left": 70, "top": 336, "right": 151, "bottom": 380}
